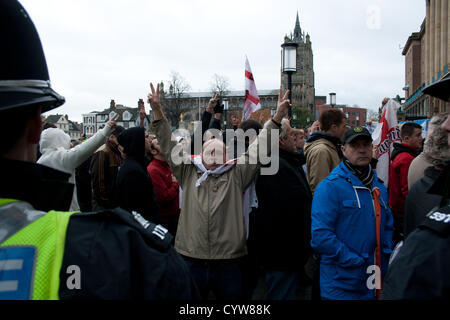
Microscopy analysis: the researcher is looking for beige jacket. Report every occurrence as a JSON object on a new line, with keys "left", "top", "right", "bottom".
{"left": 407, "top": 152, "right": 433, "bottom": 190}
{"left": 153, "top": 117, "right": 278, "bottom": 260}
{"left": 304, "top": 138, "right": 341, "bottom": 195}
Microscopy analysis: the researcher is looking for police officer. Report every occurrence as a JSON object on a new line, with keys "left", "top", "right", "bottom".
{"left": 0, "top": 0, "right": 199, "bottom": 300}
{"left": 381, "top": 76, "right": 450, "bottom": 299}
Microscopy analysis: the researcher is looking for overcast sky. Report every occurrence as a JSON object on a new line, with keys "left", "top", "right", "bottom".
{"left": 20, "top": 0, "right": 426, "bottom": 123}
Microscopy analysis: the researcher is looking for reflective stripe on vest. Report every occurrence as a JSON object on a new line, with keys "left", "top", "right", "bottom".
{"left": 0, "top": 199, "right": 76, "bottom": 300}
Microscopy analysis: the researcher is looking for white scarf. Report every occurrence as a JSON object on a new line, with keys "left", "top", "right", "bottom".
{"left": 191, "top": 155, "right": 237, "bottom": 187}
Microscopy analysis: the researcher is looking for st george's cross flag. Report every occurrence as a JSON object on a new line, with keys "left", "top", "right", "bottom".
{"left": 372, "top": 99, "right": 401, "bottom": 187}
{"left": 243, "top": 56, "right": 261, "bottom": 120}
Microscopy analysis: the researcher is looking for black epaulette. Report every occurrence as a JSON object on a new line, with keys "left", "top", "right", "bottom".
{"left": 129, "top": 210, "right": 173, "bottom": 251}
{"left": 418, "top": 205, "right": 450, "bottom": 237}
{"left": 108, "top": 208, "right": 173, "bottom": 251}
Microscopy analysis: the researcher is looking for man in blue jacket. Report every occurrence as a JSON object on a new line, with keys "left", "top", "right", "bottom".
{"left": 311, "top": 127, "right": 394, "bottom": 300}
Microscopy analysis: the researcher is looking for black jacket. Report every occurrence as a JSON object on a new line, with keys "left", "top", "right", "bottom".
{"left": 0, "top": 158, "right": 200, "bottom": 300}
{"left": 75, "top": 155, "right": 92, "bottom": 212}
{"left": 0, "top": 158, "right": 73, "bottom": 212}
{"left": 59, "top": 208, "right": 199, "bottom": 300}
{"left": 254, "top": 149, "right": 313, "bottom": 271}
{"left": 381, "top": 164, "right": 450, "bottom": 300}
{"left": 189, "top": 110, "right": 213, "bottom": 155}
{"left": 404, "top": 165, "right": 443, "bottom": 238}
{"left": 116, "top": 127, "right": 160, "bottom": 224}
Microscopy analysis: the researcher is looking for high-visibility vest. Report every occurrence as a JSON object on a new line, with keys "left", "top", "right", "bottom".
{"left": 0, "top": 198, "right": 77, "bottom": 300}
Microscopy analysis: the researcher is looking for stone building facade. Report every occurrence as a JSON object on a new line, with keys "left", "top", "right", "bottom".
{"left": 44, "top": 114, "right": 82, "bottom": 140}
{"left": 82, "top": 99, "right": 149, "bottom": 137}
{"left": 402, "top": 0, "right": 449, "bottom": 119}
{"left": 316, "top": 104, "right": 367, "bottom": 128}
{"left": 163, "top": 90, "right": 279, "bottom": 129}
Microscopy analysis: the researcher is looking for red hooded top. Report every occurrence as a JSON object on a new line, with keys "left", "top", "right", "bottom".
{"left": 388, "top": 142, "right": 418, "bottom": 217}
{"left": 147, "top": 158, "right": 180, "bottom": 225}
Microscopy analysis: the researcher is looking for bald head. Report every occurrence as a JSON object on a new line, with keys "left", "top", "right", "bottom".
{"left": 202, "top": 138, "right": 227, "bottom": 170}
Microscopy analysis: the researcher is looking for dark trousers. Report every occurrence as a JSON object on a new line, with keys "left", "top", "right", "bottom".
{"left": 161, "top": 219, "right": 179, "bottom": 243}
{"left": 311, "top": 256, "right": 321, "bottom": 300}
{"left": 182, "top": 256, "right": 244, "bottom": 300}
{"left": 393, "top": 215, "right": 404, "bottom": 245}
{"left": 264, "top": 269, "right": 299, "bottom": 300}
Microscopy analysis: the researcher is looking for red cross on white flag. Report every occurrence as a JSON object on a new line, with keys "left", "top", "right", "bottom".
{"left": 243, "top": 56, "right": 261, "bottom": 120}
{"left": 372, "top": 99, "right": 401, "bottom": 187}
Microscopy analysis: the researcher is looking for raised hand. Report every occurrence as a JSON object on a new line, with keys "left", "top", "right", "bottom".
{"left": 207, "top": 93, "right": 218, "bottom": 113}
{"left": 106, "top": 113, "right": 118, "bottom": 129}
{"left": 148, "top": 82, "right": 164, "bottom": 121}
{"left": 273, "top": 89, "right": 291, "bottom": 123}
{"left": 148, "top": 82, "right": 161, "bottom": 110}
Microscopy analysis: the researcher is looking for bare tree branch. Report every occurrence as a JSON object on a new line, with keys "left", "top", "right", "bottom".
{"left": 209, "top": 74, "right": 230, "bottom": 99}
{"left": 162, "top": 71, "right": 191, "bottom": 128}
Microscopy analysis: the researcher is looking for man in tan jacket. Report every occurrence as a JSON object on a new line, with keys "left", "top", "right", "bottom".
{"left": 304, "top": 109, "right": 347, "bottom": 195}
{"left": 147, "top": 82, "right": 291, "bottom": 300}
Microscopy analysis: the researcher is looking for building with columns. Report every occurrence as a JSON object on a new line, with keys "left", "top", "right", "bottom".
{"left": 402, "top": 0, "right": 449, "bottom": 119}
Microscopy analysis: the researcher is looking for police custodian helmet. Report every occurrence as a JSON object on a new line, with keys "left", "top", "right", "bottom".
{"left": 0, "top": 0, "right": 65, "bottom": 113}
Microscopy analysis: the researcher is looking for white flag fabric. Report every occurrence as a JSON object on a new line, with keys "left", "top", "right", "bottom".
{"left": 372, "top": 99, "right": 401, "bottom": 187}
{"left": 243, "top": 56, "right": 261, "bottom": 120}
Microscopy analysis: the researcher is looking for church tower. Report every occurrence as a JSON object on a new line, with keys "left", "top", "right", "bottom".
{"left": 281, "top": 12, "right": 315, "bottom": 114}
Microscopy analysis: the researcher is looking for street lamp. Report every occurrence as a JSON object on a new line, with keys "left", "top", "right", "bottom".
{"left": 281, "top": 41, "right": 298, "bottom": 119}
{"left": 223, "top": 99, "right": 229, "bottom": 128}
{"left": 329, "top": 92, "right": 336, "bottom": 108}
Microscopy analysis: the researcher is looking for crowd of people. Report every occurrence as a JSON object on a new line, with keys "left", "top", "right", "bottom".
{"left": 1, "top": 0, "right": 450, "bottom": 301}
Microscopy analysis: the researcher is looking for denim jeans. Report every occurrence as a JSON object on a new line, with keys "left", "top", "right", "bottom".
{"left": 264, "top": 269, "right": 299, "bottom": 300}
{"left": 182, "top": 256, "right": 244, "bottom": 300}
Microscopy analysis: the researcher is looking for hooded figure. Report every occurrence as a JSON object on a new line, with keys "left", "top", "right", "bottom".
{"left": 116, "top": 126, "right": 160, "bottom": 224}
{"left": 38, "top": 125, "right": 114, "bottom": 211}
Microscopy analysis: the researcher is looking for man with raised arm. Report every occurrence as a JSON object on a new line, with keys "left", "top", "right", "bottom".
{"left": 148, "top": 82, "right": 290, "bottom": 300}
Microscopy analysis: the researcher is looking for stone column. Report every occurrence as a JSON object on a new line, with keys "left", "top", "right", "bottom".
{"left": 448, "top": 0, "right": 450, "bottom": 68}
{"left": 423, "top": 0, "right": 431, "bottom": 84}
{"left": 442, "top": 0, "right": 448, "bottom": 77}
{"left": 435, "top": 0, "right": 441, "bottom": 79}
{"left": 430, "top": 0, "right": 435, "bottom": 82}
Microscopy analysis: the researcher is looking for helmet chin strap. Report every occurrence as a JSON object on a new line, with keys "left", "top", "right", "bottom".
{"left": 0, "top": 79, "right": 51, "bottom": 88}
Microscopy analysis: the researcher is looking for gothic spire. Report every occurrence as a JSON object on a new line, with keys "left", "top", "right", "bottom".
{"left": 293, "top": 11, "right": 302, "bottom": 40}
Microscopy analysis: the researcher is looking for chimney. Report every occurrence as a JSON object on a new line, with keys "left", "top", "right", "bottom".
{"left": 110, "top": 99, "right": 116, "bottom": 110}
{"left": 65, "top": 114, "right": 69, "bottom": 120}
